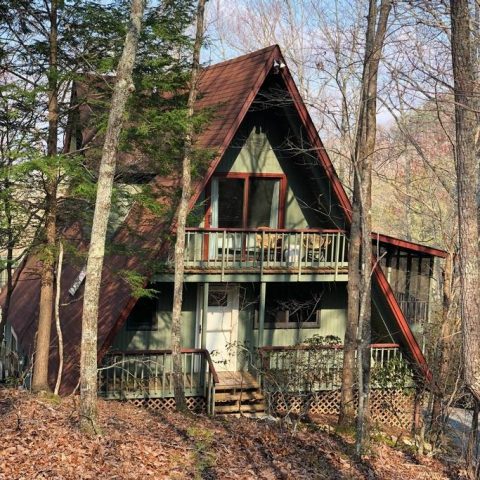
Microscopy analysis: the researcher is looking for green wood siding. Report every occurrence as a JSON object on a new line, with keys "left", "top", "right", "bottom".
{"left": 112, "top": 284, "right": 198, "bottom": 351}
{"left": 214, "top": 125, "right": 308, "bottom": 229}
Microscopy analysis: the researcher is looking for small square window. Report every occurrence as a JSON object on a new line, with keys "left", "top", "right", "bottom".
{"left": 126, "top": 296, "right": 158, "bottom": 331}
{"left": 208, "top": 290, "right": 228, "bottom": 307}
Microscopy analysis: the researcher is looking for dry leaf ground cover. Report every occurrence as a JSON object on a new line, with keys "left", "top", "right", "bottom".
{"left": 0, "top": 388, "right": 463, "bottom": 479}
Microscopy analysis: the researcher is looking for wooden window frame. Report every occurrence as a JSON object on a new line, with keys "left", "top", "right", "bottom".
{"left": 205, "top": 172, "right": 287, "bottom": 229}
{"left": 255, "top": 309, "right": 321, "bottom": 330}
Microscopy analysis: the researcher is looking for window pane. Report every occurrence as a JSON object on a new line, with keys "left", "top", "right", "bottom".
{"left": 208, "top": 289, "right": 228, "bottom": 307}
{"left": 247, "top": 178, "right": 279, "bottom": 228}
{"left": 265, "top": 284, "right": 322, "bottom": 325}
{"left": 218, "top": 178, "right": 244, "bottom": 228}
{"left": 127, "top": 296, "right": 158, "bottom": 331}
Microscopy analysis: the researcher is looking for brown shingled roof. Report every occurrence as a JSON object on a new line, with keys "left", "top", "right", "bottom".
{"left": 195, "top": 45, "right": 279, "bottom": 150}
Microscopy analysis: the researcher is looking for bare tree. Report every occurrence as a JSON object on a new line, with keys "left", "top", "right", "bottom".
{"left": 79, "top": 0, "right": 145, "bottom": 433}
{"left": 207, "top": 0, "right": 364, "bottom": 170}
{"left": 171, "top": 0, "right": 207, "bottom": 413}
{"left": 450, "top": 0, "right": 480, "bottom": 403}
{"left": 450, "top": 1, "right": 480, "bottom": 475}
{"left": 338, "top": 0, "right": 392, "bottom": 454}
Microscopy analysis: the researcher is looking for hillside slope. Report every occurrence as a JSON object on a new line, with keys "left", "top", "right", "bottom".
{"left": 0, "top": 389, "right": 462, "bottom": 479}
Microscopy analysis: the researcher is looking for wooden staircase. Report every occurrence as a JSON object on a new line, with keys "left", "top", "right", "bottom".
{"left": 214, "top": 371, "right": 265, "bottom": 414}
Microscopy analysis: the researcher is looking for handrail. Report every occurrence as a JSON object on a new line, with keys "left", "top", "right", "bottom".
{"left": 101, "top": 348, "right": 219, "bottom": 411}
{"left": 258, "top": 343, "right": 410, "bottom": 393}
{"left": 258, "top": 343, "right": 400, "bottom": 352}
{"left": 104, "top": 348, "right": 209, "bottom": 357}
{"left": 203, "top": 350, "right": 219, "bottom": 384}
{"left": 186, "top": 227, "right": 346, "bottom": 234}
{"left": 103, "top": 347, "right": 220, "bottom": 385}
{"left": 183, "top": 229, "right": 349, "bottom": 275}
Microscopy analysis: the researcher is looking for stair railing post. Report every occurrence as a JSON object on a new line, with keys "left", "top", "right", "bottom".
{"left": 258, "top": 282, "right": 266, "bottom": 348}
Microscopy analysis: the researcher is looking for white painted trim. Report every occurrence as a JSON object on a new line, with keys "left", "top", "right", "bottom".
{"left": 229, "top": 285, "right": 240, "bottom": 371}
{"left": 203, "top": 284, "right": 240, "bottom": 371}
{"left": 195, "top": 285, "right": 203, "bottom": 349}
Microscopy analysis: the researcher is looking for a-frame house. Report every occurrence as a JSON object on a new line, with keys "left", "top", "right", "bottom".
{"left": 2, "top": 46, "right": 446, "bottom": 425}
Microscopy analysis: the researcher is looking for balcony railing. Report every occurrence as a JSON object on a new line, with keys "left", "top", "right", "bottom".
{"left": 258, "top": 344, "right": 410, "bottom": 392}
{"left": 181, "top": 228, "right": 348, "bottom": 276}
{"left": 394, "top": 291, "right": 429, "bottom": 327}
{"left": 98, "top": 348, "right": 218, "bottom": 414}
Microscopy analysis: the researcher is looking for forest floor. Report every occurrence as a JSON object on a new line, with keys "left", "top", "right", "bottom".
{"left": 0, "top": 388, "right": 466, "bottom": 480}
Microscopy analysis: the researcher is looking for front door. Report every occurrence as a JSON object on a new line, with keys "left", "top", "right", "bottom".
{"left": 204, "top": 286, "right": 239, "bottom": 371}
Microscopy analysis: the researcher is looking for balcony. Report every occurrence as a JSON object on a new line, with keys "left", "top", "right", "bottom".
{"left": 170, "top": 228, "right": 349, "bottom": 281}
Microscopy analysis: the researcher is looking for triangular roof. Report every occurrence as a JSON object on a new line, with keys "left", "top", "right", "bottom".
{"left": 2, "top": 45, "right": 439, "bottom": 391}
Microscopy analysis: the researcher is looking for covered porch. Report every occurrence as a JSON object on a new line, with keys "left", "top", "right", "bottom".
{"left": 98, "top": 343, "right": 410, "bottom": 417}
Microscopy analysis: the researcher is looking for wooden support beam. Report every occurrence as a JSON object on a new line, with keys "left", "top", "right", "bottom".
{"left": 258, "top": 282, "right": 266, "bottom": 347}
{"left": 201, "top": 282, "right": 209, "bottom": 349}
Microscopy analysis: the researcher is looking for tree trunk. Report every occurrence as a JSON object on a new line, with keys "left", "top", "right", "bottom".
{"left": 79, "top": 0, "right": 145, "bottom": 433}
{"left": 430, "top": 252, "right": 454, "bottom": 436}
{"left": 32, "top": 0, "right": 59, "bottom": 393}
{"left": 171, "top": 0, "right": 207, "bottom": 413}
{"left": 339, "top": 0, "right": 391, "bottom": 456}
{"left": 54, "top": 241, "right": 64, "bottom": 395}
{"left": 0, "top": 175, "right": 15, "bottom": 345}
{"left": 339, "top": 178, "right": 360, "bottom": 426}
{"left": 450, "top": 0, "right": 480, "bottom": 404}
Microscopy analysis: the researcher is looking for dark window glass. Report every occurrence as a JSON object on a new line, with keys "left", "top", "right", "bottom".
{"left": 247, "top": 178, "right": 278, "bottom": 228}
{"left": 127, "top": 296, "right": 158, "bottom": 331}
{"left": 264, "top": 284, "right": 322, "bottom": 326}
{"left": 218, "top": 178, "right": 244, "bottom": 228}
{"left": 208, "top": 289, "right": 228, "bottom": 307}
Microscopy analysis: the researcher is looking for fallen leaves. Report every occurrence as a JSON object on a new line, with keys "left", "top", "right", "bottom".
{"left": 0, "top": 388, "right": 463, "bottom": 479}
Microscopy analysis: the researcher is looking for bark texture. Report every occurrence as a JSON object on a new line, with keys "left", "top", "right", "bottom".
{"left": 450, "top": 0, "right": 480, "bottom": 403}
{"left": 339, "top": 0, "right": 392, "bottom": 455}
{"left": 171, "top": 0, "right": 207, "bottom": 413}
{"left": 32, "top": 0, "right": 59, "bottom": 393}
{"left": 339, "top": 187, "right": 360, "bottom": 425}
{"left": 430, "top": 252, "right": 454, "bottom": 435}
{"left": 79, "top": 0, "right": 145, "bottom": 433}
{"left": 54, "top": 242, "right": 64, "bottom": 395}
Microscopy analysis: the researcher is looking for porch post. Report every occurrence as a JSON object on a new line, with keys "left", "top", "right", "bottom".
{"left": 201, "top": 282, "right": 209, "bottom": 349}
{"left": 258, "top": 282, "right": 266, "bottom": 347}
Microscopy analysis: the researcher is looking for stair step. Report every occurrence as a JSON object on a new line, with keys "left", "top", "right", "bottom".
{"left": 214, "top": 403, "right": 266, "bottom": 414}
{"left": 215, "top": 383, "right": 259, "bottom": 392}
{"left": 215, "top": 391, "right": 264, "bottom": 402}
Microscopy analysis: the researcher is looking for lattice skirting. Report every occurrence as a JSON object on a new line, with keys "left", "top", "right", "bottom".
{"left": 267, "top": 389, "right": 415, "bottom": 429}
{"left": 127, "top": 396, "right": 206, "bottom": 413}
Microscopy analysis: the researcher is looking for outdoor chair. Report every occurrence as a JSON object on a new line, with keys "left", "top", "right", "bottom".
{"left": 303, "top": 234, "right": 331, "bottom": 262}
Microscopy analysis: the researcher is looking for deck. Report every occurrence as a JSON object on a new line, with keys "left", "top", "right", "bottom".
{"left": 98, "top": 345, "right": 408, "bottom": 414}
{"left": 156, "top": 229, "right": 349, "bottom": 281}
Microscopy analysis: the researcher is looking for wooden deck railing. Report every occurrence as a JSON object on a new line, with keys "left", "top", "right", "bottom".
{"left": 394, "top": 291, "right": 429, "bottom": 327}
{"left": 180, "top": 228, "right": 348, "bottom": 275}
{"left": 98, "top": 348, "right": 218, "bottom": 413}
{"left": 258, "top": 344, "right": 407, "bottom": 392}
